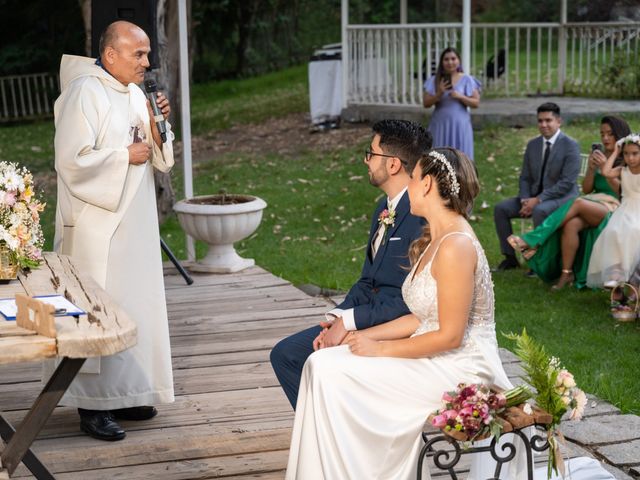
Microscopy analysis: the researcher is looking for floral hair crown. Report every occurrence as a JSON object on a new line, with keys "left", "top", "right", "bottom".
{"left": 428, "top": 151, "right": 460, "bottom": 197}
{"left": 616, "top": 133, "right": 640, "bottom": 148}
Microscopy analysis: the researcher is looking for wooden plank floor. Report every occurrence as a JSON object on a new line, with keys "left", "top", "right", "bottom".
{"left": 0, "top": 267, "right": 631, "bottom": 479}
{"left": 0, "top": 267, "right": 326, "bottom": 479}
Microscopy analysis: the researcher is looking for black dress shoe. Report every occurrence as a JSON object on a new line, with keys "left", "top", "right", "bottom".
{"left": 111, "top": 406, "right": 158, "bottom": 421}
{"left": 492, "top": 257, "right": 519, "bottom": 272}
{"left": 78, "top": 409, "right": 126, "bottom": 441}
{"left": 524, "top": 269, "right": 537, "bottom": 278}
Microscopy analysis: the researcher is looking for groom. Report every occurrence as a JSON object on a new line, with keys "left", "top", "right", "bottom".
{"left": 270, "top": 119, "right": 431, "bottom": 409}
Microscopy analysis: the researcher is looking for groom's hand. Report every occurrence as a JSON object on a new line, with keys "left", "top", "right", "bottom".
{"left": 312, "top": 327, "right": 328, "bottom": 351}
{"left": 319, "top": 317, "right": 348, "bottom": 348}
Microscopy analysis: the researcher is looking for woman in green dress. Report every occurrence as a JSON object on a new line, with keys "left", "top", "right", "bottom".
{"left": 507, "top": 115, "right": 630, "bottom": 289}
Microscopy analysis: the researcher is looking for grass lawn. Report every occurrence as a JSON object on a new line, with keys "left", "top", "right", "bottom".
{"left": 1, "top": 65, "right": 638, "bottom": 415}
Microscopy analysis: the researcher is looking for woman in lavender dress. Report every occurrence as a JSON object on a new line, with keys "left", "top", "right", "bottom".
{"left": 423, "top": 47, "right": 481, "bottom": 160}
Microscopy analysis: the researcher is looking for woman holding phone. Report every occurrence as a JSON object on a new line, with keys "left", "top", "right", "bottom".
{"left": 423, "top": 47, "right": 481, "bottom": 160}
{"left": 507, "top": 115, "right": 630, "bottom": 289}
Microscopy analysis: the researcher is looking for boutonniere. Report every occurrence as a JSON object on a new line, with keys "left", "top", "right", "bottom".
{"left": 378, "top": 208, "right": 396, "bottom": 244}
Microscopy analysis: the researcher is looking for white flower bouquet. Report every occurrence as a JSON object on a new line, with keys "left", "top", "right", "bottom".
{"left": 0, "top": 161, "right": 45, "bottom": 271}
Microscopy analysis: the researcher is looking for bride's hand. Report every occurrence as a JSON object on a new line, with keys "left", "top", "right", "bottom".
{"left": 346, "top": 331, "right": 383, "bottom": 356}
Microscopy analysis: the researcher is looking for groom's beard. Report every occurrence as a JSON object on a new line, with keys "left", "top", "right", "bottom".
{"left": 368, "top": 164, "right": 389, "bottom": 187}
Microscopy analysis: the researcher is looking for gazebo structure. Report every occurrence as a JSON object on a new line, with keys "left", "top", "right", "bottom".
{"left": 339, "top": 0, "right": 640, "bottom": 108}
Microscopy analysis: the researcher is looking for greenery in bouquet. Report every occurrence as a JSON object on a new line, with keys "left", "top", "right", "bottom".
{"left": 505, "top": 328, "right": 587, "bottom": 478}
{"left": 0, "top": 162, "right": 45, "bottom": 269}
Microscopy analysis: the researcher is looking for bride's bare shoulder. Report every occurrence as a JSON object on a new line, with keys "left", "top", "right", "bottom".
{"left": 432, "top": 233, "right": 477, "bottom": 272}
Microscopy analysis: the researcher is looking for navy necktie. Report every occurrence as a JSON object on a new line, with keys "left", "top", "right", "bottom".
{"left": 537, "top": 141, "right": 551, "bottom": 196}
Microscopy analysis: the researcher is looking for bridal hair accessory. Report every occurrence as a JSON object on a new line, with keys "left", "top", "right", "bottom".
{"left": 428, "top": 151, "right": 460, "bottom": 197}
{"left": 617, "top": 133, "right": 640, "bottom": 148}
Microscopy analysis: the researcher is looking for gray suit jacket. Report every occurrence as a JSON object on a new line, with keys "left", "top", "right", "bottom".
{"left": 518, "top": 131, "right": 581, "bottom": 202}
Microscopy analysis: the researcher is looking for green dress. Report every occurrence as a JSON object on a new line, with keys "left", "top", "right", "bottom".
{"left": 523, "top": 171, "right": 619, "bottom": 289}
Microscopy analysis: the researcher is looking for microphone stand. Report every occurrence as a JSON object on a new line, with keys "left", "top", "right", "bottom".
{"left": 160, "top": 237, "right": 193, "bottom": 285}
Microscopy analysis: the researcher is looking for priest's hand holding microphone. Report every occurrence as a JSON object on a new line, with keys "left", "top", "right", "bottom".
{"left": 127, "top": 79, "right": 171, "bottom": 165}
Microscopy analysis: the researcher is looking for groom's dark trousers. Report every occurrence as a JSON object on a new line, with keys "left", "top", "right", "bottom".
{"left": 270, "top": 192, "right": 424, "bottom": 409}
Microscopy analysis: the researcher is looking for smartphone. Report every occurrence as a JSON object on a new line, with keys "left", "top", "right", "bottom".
{"left": 442, "top": 73, "right": 452, "bottom": 89}
{"left": 591, "top": 143, "right": 603, "bottom": 153}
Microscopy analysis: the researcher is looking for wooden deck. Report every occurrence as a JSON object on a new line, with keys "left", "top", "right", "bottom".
{"left": 0, "top": 266, "right": 325, "bottom": 479}
{"left": 0, "top": 266, "right": 634, "bottom": 479}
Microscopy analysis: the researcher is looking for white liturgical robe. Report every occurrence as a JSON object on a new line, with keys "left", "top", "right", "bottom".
{"left": 50, "top": 54, "right": 175, "bottom": 409}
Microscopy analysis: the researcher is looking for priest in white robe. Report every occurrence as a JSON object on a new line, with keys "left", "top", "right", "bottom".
{"left": 51, "top": 20, "right": 175, "bottom": 441}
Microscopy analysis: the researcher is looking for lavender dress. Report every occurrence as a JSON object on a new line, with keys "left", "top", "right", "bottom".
{"left": 424, "top": 74, "right": 481, "bottom": 160}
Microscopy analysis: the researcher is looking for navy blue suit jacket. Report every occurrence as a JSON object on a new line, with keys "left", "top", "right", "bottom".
{"left": 336, "top": 191, "right": 425, "bottom": 330}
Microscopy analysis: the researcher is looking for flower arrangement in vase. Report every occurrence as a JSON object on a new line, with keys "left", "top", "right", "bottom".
{"left": 0, "top": 162, "right": 45, "bottom": 280}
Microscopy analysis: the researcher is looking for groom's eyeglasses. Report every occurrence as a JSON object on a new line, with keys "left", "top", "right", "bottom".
{"left": 364, "top": 150, "right": 408, "bottom": 165}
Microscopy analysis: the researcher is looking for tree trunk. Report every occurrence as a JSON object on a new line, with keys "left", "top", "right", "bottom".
{"left": 235, "top": 1, "right": 258, "bottom": 75}
{"left": 153, "top": 0, "right": 179, "bottom": 222}
{"left": 79, "top": 0, "right": 91, "bottom": 56}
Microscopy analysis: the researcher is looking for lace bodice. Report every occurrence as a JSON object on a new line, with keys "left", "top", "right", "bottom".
{"left": 401, "top": 232, "right": 495, "bottom": 343}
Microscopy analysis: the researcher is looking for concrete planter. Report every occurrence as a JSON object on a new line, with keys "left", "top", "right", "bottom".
{"left": 173, "top": 194, "right": 267, "bottom": 273}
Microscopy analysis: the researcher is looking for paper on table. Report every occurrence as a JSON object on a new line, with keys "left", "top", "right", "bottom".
{"left": 0, "top": 295, "right": 85, "bottom": 320}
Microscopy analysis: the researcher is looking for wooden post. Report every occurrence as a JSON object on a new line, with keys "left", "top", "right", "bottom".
{"left": 15, "top": 294, "right": 56, "bottom": 338}
{"left": 558, "top": 0, "right": 568, "bottom": 94}
{"left": 341, "top": 0, "right": 349, "bottom": 109}
{"left": 462, "top": 0, "right": 471, "bottom": 75}
{"left": 178, "top": 0, "right": 195, "bottom": 262}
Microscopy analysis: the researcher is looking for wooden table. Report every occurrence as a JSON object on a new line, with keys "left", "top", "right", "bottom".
{"left": 0, "top": 253, "right": 137, "bottom": 479}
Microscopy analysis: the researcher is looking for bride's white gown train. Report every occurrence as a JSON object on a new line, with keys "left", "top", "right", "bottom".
{"left": 285, "top": 232, "right": 614, "bottom": 480}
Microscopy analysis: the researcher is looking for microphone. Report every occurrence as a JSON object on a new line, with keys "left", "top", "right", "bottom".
{"left": 143, "top": 79, "right": 167, "bottom": 143}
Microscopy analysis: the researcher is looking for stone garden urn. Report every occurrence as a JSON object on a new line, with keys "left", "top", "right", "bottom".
{"left": 173, "top": 194, "right": 267, "bottom": 273}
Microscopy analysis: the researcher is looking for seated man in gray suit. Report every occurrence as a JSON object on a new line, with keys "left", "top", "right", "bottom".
{"left": 493, "top": 102, "right": 581, "bottom": 271}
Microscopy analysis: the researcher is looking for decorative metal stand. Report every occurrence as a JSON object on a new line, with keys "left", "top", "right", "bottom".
{"left": 417, "top": 425, "right": 550, "bottom": 480}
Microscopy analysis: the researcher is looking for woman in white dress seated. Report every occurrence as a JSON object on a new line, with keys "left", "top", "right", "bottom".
{"left": 285, "top": 148, "right": 514, "bottom": 479}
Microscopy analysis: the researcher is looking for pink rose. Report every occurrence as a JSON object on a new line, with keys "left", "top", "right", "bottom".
{"left": 443, "top": 409, "right": 458, "bottom": 421}
{"left": 432, "top": 415, "right": 447, "bottom": 428}
{"left": 459, "top": 406, "right": 474, "bottom": 418}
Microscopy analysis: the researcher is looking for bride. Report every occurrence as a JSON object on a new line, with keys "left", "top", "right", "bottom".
{"left": 285, "top": 148, "right": 513, "bottom": 479}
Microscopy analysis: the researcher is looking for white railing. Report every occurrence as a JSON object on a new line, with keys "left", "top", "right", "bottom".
{"left": 0, "top": 73, "right": 59, "bottom": 121}
{"left": 346, "top": 22, "right": 640, "bottom": 105}
{"left": 565, "top": 22, "right": 640, "bottom": 95}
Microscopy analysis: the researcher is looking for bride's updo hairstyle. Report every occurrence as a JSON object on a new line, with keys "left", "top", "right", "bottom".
{"left": 419, "top": 147, "right": 479, "bottom": 213}
{"left": 408, "top": 147, "right": 479, "bottom": 266}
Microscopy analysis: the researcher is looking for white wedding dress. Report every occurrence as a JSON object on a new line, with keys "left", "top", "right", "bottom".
{"left": 286, "top": 232, "right": 516, "bottom": 479}
{"left": 285, "top": 231, "right": 616, "bottom": 479}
